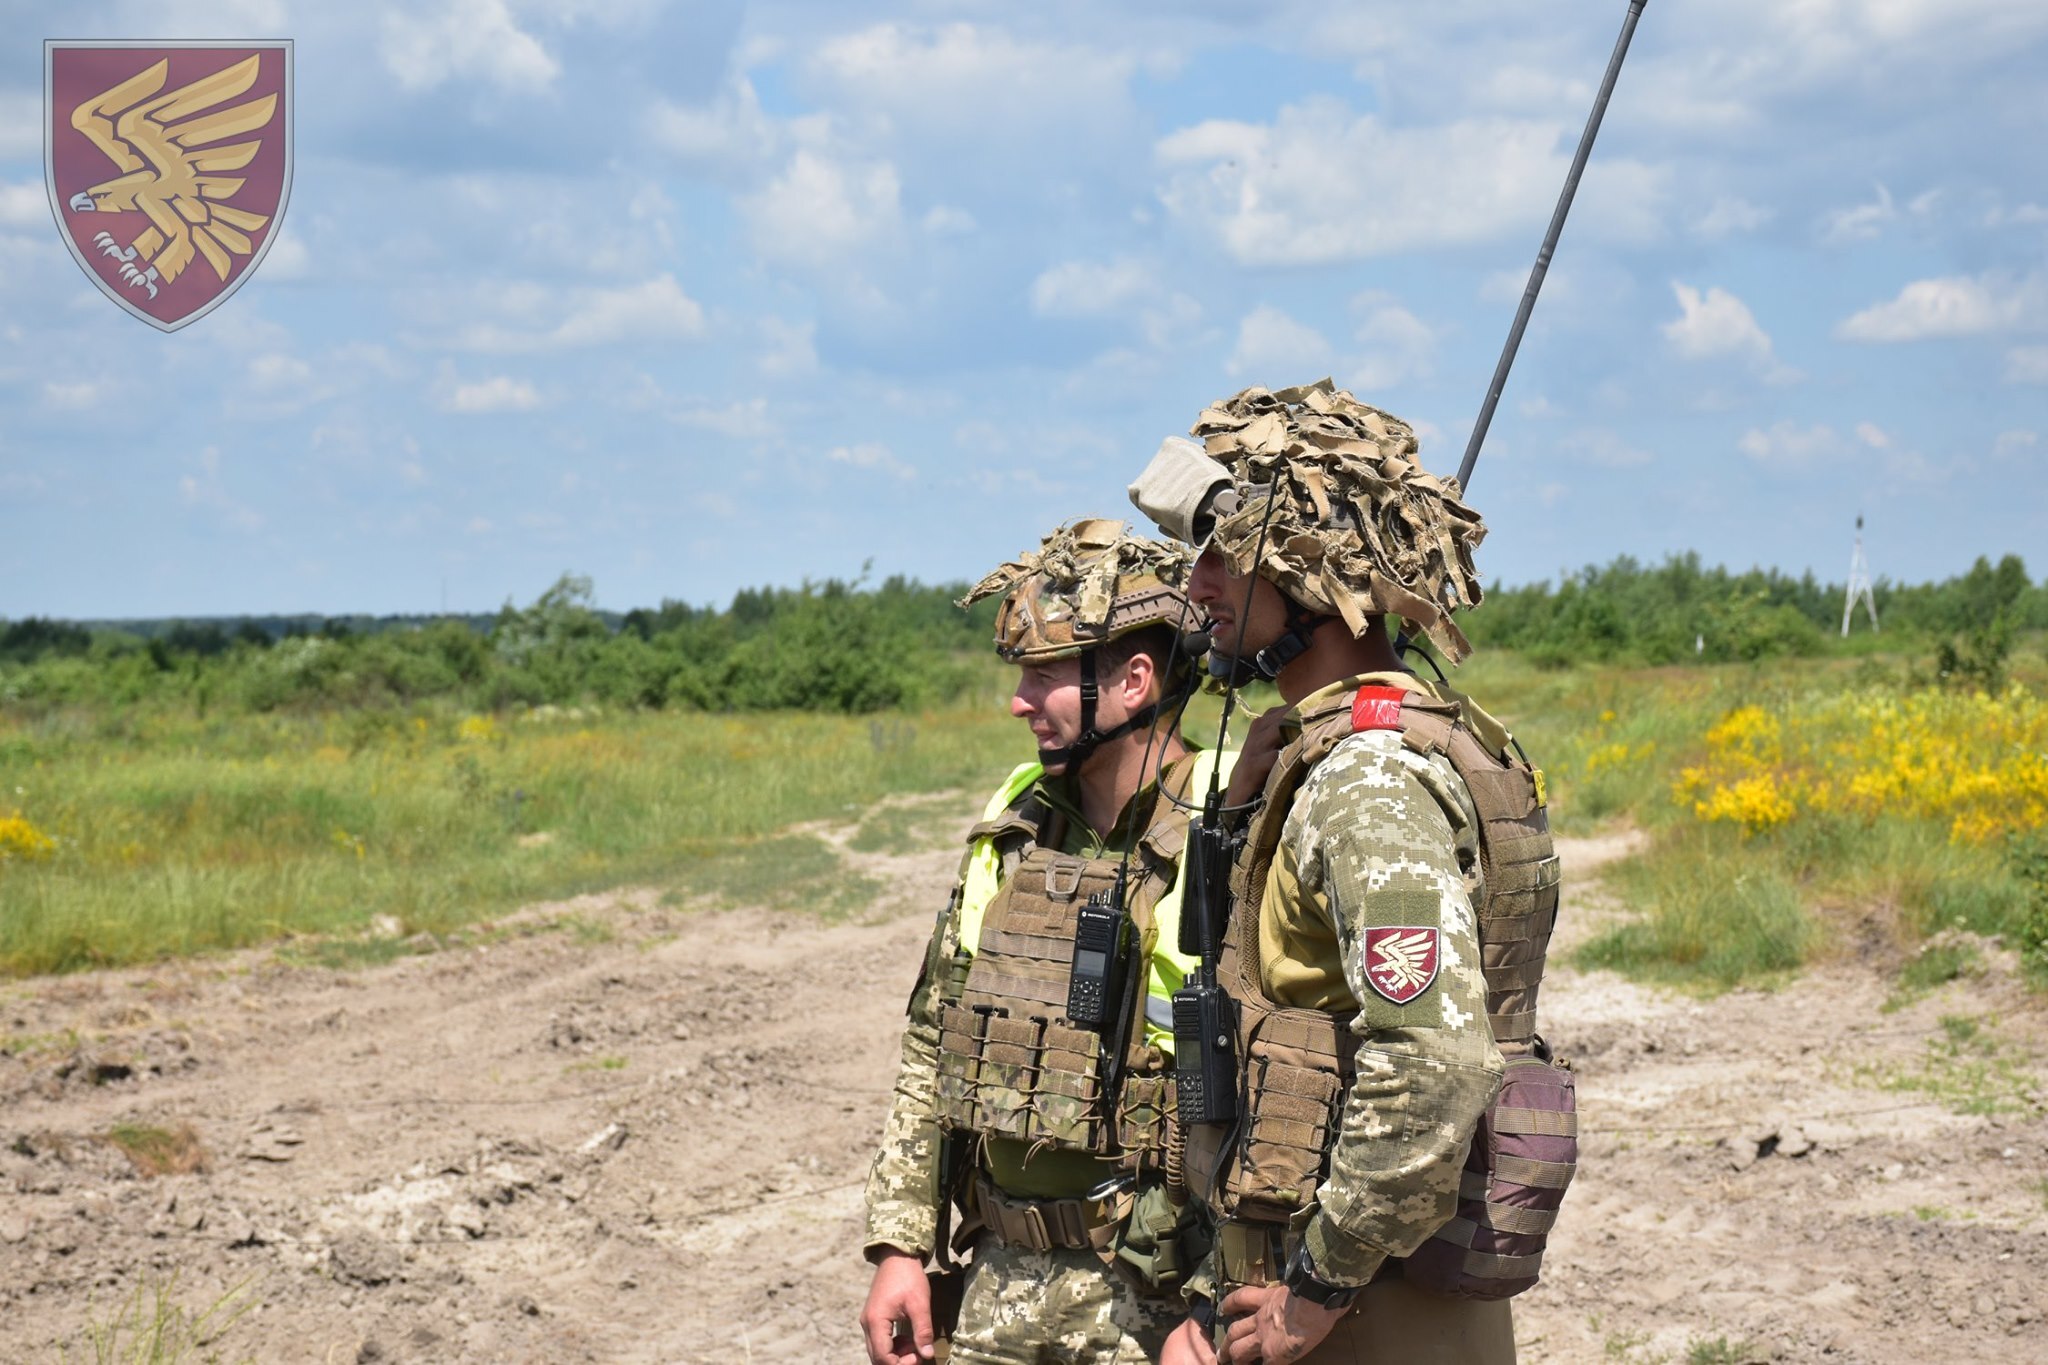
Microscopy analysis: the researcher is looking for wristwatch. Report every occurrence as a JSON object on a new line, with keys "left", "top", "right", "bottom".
{"left": 1282, "top": 1239, "right": 1362, "bottom": 1311}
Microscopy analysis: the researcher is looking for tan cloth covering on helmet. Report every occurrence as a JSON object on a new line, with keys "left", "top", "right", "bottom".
{"left": 958, "top": 517, "right": 1196, "bottom": 663}
{"left": 1185, "top": 379, "right": 1487, "bottom": 663}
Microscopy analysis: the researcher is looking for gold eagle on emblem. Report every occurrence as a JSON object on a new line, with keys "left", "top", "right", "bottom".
{"left": 64, "top": 55, "right": 277, "bottom": 299}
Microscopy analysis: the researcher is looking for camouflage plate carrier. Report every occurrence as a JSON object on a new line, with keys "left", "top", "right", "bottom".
{"left": 1185, "top": 682, "right": 1577, "bottom": 1299}
{"left": 934, "top": 753, "right": 1210, "bottom": 1284}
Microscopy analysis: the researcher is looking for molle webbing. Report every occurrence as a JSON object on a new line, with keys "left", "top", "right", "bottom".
{"left": 1392, "top": 699, "right": 1562, "bottom": 1050}
{"left": 1402, "top": 1054, "right": 1578, "bottom": 1299}
{"left": 937, "top": 851, "right": 1151, "bottom": 1156}
{"left": 1195, "top": 682, "right": 1563, "bottom": 1243}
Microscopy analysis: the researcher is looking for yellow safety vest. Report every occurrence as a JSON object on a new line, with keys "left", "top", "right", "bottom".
{"left": 956, "top": 751, "right": 1229, "bottom": 1050}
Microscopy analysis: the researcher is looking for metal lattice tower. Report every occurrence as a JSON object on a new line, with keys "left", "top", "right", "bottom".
{"left": 1842, "top": 515, "right": 1879, "bottom": 636}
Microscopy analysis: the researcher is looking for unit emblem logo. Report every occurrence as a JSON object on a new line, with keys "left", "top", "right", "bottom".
{"left": 45, "top": 40, "right": 292, "bottom": 331}
{"left": 1363, "top": 926, "right": 1441, "bottom": 1005}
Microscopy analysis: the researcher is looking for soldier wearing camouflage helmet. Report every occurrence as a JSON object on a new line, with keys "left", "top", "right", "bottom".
{"left": 1130, "top": 381, "right": 1565, "bottom": 1365}
{"left": 861, "top": 518, "right": 1240, "bottom": 1365}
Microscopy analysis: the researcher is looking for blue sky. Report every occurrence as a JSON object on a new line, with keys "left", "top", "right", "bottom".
{"left": 3, "top": 0, "right": 2045, "bottom": 619}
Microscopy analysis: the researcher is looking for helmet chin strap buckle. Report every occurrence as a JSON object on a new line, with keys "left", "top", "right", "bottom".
{"left": 1208, "top": 606, "right": 1325, "bottom": 686}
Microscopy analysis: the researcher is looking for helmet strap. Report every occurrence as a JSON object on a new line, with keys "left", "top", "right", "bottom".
{"left": 1036, "top": 649, "right": 1173, "bottom": 774}
{"left": 1207, "top": 601, "right": 1327, "bottom": 686}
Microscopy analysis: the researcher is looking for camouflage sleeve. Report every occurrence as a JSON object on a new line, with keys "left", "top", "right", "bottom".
{"left": 1285, "top": 730, "right": 1504, "bottom": 1285}
{"left": 860, "top": 896, "right": 956, "bottom": 1259}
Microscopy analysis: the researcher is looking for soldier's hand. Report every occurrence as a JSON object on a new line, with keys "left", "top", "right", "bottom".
{"left": 860, "top": 1250, "right": 936, "bottom": 1365}
{"left": 1161, "top": 1314, "right": 1219, "bottom": 1365}
{"left": 1217, "top": 1284, "right": 1347, "bottom": 1364}
{"left": 1223, "top": 708, "right": 1290, "bottom": 810}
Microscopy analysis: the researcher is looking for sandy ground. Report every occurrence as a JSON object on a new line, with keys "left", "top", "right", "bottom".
{"left": 3, "top": 803, "right": 2045, "bottom": 1364}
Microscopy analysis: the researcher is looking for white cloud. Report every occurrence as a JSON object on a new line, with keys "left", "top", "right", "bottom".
{"left": 381, "top": 0, "right": 558, "bottom": 93}
{"left": 0, "top": 181, "right": 45, "bottom": 229}
{"left": 179, "top": 446, "right": 264, "bottom": 532}
{"left": 1694, "top": 197, "right": 1773, "bottom": 240}
{"left": 1566, "top": 428, "right": 1652, "bottom": 469}
{"left": 1853, "top": 421, "right": 1891, "bottom": 450}
{"left": 757, "top": 318, "right": 817, "bottom": 377}
{"left": 2006, "top": 346, "right": 2048, "bottom": 384}
{"left": 1348, "top": 291, "right": 1436, "bottom": 392}
{"left": 247, "top": 354, "right": 315, "bottom": 392}
{"left": 549, "top": 275, "right": 704, "bottom": 348}
{"left": 444, "top": 375, "right": 540, "bottom": 413}
{"left": 1986, "top": 203, "right": 2048, "bottom": 229}
{"left": 1226, "top": 305, "right": 1331, "bottom": 381}
{"left": 258, "top": 231, "right": 309, "bottom": 282}
{"left": 741, "top": 149, "right": 904, "bottom": 272}
{"left": 827, "top": 441, "right": 914, "bottom": 480}
{"left": 808, "top": 23, "right": 1133, "bottom": 152}
{"left": 1993, "top": 429, "right": 2038, "bottom": 457}
{"left": 1156, "top": 98, "right": 1666, "bottom": 265}
{"left": 922, "top": 206, "right": 977, "bottom": 236}
{"left": 1663, "top": 283, "right": 1772, "bottom": 360}
{"left": 646, "top": 77, "right": 779, "bottom": 174}
{"left": 673, "top": 397, "right": 773, "bottom": 438}
{"left": 1738, "top": 421, "right": 1846, "bottom": 468}
{"left": 1820, "top": 183, "right": 1895, "bottom": 245}
{"left": 1030, "top": 258, "right": 1158, "bottom": 320}
{"left": 0, "top": 92, "right": 37, "bottom": 158}
{"left": 1836, "top": 273, "right": 2046, "bottom": 342}
{"left": 41, "top": 379, "right": 105, "bottom": 410}
{"left": 452, "top": 275, "right": 705, "bottom": 351}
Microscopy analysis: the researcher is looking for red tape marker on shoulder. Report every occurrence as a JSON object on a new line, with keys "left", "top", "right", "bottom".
{"left": 1351, "top": 686, "right": 1408, "bottom": 732}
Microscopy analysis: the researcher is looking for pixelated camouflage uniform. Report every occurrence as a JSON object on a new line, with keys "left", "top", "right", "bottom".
{"left": 863, "top": 767, "right": 1199, "bottom": 1364}
{"left": 1208, "top": 671, "right": 1514, "bottom": 1362}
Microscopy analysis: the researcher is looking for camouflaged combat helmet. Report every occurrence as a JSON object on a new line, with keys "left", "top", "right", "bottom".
{"left": 1129, "top": 378, "right": 1488, "bottom": 666}
{"left": 959, "top": 518, "right": 1199, "bottom": 768}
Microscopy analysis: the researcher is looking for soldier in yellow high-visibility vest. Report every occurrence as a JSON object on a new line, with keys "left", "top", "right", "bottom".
{"left": 861, "top": 518, "right": 1237, "bottom": 1365}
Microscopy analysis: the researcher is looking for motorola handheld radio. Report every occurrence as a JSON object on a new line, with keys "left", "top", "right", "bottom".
{"left": 1067, "top": 882, "right": 1130, "bottom": 1030}
{"left": 1172, "top": 789, "right": 1238, "bottom": 1125}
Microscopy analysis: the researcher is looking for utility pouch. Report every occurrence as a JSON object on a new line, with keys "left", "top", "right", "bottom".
{"left": 935, "top": 1003, "right": 988, "bottom": 1132}
{"left": 1034, "top": 1020, "right": 1105, "bottom": 1150}
{"left": 978, "top": 1012, "right": 1046, "bottom": 1142}
{"left": 1226, "top": 1010, "right": 1351, "bottom": 1224}
{"left": 1108, "top": 1181, "right": 1204, "bottom": 1296}
{"left": 1404, "top": 1048, "right": 1578, "bottom": 1300}
{"left": 1114, "top": 1072, "right": 1175, "bottom": 1177}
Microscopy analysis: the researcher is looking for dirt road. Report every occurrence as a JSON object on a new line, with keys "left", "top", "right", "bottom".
{"left": 3, "top": 805, "right": 2044, "bottom": 1363}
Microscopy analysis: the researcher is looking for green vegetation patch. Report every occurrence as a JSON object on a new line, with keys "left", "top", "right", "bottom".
{"left": 1686, "top": 1336, "right": 1766, "bottom": 1365}
{"left": 1853, "top": 1014, "right": 2045, "bottom": 1117}
{"left": 58, "top": 1271, "right": 254, "bottom": 1365}
{"left": 849, "top": 795, "right": 966, "bottom": 856}
{"left": 672, "top": 833, "right": 883, "bottom": 920}
{"left": 1577, "top": 828, "right": 1813, "bottom": 993}
{"left": 102, "top": 1121, "right": 209, "bottom": 1178}
{"left": 0, "top": 699, "right": 1019, "bottom": 976}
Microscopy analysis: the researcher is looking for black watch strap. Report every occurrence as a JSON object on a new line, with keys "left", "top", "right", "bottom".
{"left": 1282, "top": 1239, "right": 1361, "bottom": 1311}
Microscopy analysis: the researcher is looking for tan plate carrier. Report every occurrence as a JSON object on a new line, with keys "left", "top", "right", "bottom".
{"left": 1183, "top": 684, "right": 1570, "bottom": 1295}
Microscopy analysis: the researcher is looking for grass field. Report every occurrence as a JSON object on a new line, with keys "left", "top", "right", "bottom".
{"left": 4, "top": 643, "right": 2046, "bottom": 993}
{"left": 0, "top": 678, "right": 1026, "bottom": 976}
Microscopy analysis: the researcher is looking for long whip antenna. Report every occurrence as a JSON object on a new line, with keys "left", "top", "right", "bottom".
{"left": 1457, "top": 0, "right": 1650, "bottom": 493}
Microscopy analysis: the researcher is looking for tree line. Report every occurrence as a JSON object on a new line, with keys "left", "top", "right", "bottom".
{"left": 0, "top": 574, "right": 998, "bottom": 716}
{"left": 2, "top": 553, "right": 2038, "bottom": 716}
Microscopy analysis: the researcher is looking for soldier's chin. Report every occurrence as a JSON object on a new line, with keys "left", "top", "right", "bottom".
{"left": 1036, "top": 747, "right": 1071, "bottom": 777}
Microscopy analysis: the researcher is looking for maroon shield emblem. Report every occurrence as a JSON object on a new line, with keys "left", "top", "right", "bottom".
{"left": 1362, "top": 926, "right": 1441, "bottom": 1005}
{"left": 45, "top": 40, "right": 292, "bottom": 332}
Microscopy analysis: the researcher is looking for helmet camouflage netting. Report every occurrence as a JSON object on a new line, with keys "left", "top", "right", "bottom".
{"left": 1179, "top": 378, "right": 1486, "bottom": 663}
{"left": 958, "top": 517, "right": 1196, "bottom": 664}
